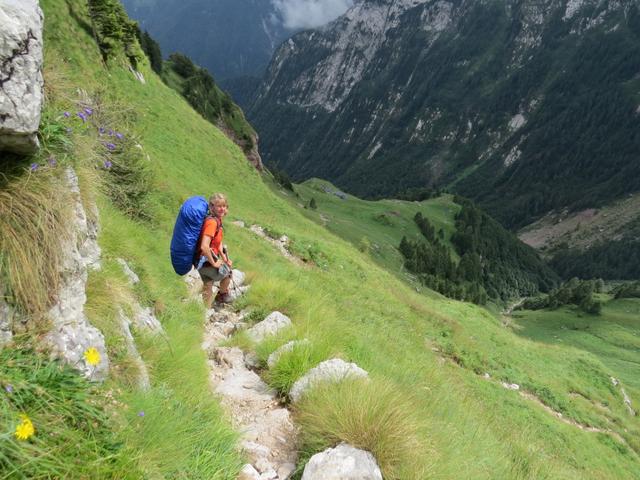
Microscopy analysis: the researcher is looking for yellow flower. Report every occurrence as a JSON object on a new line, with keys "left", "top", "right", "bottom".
{"left": 14, "top": 414, "right": 35, "bottom": 441}
{"left": 83, "top": 347, "right": 101, "bottom": 366}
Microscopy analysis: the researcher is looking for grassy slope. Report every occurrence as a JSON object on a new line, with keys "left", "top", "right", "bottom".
{"left": 23, "top": 0, "right": 640, "bottom": 478}
{"left": 292, "top": 178, "right": 460, "bottom": 276}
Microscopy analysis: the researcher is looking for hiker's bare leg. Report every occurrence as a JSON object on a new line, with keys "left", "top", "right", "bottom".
{"left": 219, "top": 276, "right": 231, "bottom": 294}
{"left": 202, "top": 280, "right": 214, "bottom": 308}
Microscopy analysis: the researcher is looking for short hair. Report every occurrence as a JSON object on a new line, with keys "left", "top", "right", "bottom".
{"left": 209, "top": 193, "right": 228, "bottom": 207}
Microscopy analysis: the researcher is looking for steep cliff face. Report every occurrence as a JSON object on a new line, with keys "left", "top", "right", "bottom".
{"left": 250, "top": 0, "right": 640, "bottom": 227}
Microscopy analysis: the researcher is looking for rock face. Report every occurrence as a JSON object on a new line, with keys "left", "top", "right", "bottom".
{"left": 302, "top": 443, "right": 383, "bottom": 480}
{"left": 250, "top": 0, "right": 640, "bottom": 228}
{"left": 45, "top": 168, "right": 108, "bottom": 381}
{"left": 0, "top": 0, "right": 44, "bottom": 155}
{"left": 290, "top": 358, "right": 369, "bottom": 403}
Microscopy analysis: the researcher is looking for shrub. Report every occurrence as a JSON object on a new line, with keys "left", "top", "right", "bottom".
{"left": 87, "top": 0, "right": 142, "bottom": 66}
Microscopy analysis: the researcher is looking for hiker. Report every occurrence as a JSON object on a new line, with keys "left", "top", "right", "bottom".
{"left": 198, "top": 193, "right": 233, "bottom": 307}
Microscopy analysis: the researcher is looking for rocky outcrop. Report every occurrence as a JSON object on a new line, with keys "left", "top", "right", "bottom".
{"left": 290, "top": 358, "right": 369, "bottom": 403}
{"left": 45, "top": 168, "right": 108, "bottom": 381}
{"left": 0, "top": 0, "right": 44, "bottom": 154}
{"left": 301, "top": 443, "right": 383, "bottom": 480}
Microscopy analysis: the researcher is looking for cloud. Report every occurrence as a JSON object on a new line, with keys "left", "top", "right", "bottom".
{"left": 272, "top": 0, "right": 354, "bottom": 30}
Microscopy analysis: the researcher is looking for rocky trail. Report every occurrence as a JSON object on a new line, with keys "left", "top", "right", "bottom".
{"left": 202, "top": 306, "right": 299, "bottom": 480}
{"left": 195, "top": 223, "right": 384, "bottom": 479}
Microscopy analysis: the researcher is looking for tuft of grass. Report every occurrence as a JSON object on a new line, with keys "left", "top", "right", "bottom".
{"left": 0, "top": 168, "right": 71, "bottom": 319}
{"left": 293, "top": 378, "right": 430, "bottom": 479}
{"left": 253, "top": 328, "right": 298, "bottom": 366}
{"left": 265, "top": 340, "right": 332, "bottom": 396}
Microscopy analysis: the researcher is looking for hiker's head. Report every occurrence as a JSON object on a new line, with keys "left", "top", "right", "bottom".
{"left": 209, "top": 193, "right": 228, "bottom": 218}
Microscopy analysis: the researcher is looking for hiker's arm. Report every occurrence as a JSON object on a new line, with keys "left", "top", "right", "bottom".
{"left": 200, "top": 235, "right": 222, "bottom": 268}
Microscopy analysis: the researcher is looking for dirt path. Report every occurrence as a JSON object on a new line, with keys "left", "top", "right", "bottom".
{"left": 202, "top": 308, "right": 299, "bottom": 480}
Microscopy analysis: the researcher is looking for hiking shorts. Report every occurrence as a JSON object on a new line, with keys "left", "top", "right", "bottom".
{"left": 198, "top": 264, "right": 228, "bottom": 283}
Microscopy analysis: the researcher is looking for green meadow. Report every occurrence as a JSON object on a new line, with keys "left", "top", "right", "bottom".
{"left": 0, "top": 0, "right": 638, "bottom": 478}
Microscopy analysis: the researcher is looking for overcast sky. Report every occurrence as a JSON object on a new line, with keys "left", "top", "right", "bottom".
{"left": 272, "top": 0, "right": 355, "bottom": 29}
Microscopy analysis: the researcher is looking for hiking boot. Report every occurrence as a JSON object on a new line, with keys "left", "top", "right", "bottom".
{"left": 214, "top": 291, "right": 233, "bottom": 304}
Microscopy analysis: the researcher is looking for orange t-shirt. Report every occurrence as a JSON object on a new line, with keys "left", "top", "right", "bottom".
{"left": 199, "top": 216, "right": 223, "bottom": 256}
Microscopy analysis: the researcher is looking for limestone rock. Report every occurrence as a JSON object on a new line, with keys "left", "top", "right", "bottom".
{"left": 301, "top": 443, "right": 383, "bottom": 480}
{"left": 238, "top": 464, "right": 261, "bottom": 480}
{"left": 247, "top": 311, "right": 292, "bottom": 343}
{"left": 184, "top": 267, "right": 204, "bottom": 299}
{"left": 116, "top": 258, "right": 139, "bottom": 284}
{"left": 45, "top": 168, "right": 107, "bottom": 381}
{"left": 45, "top": 319, "right": 109, "bottom": 381}
{"left": 231, "top": 268, "right": 246, "bottom": 287}
{"left": 0, "top": 0, "right": 44, "bottom": 154}
{"left": 133, "top": 305, "right": 163, "bottom": 334}
{"left": 501, "top": 382, "right": 520, "bottom": 391}
{"left": 118, "top": 309, "right": 150, "bottom": 390}
{"left": 267, "top": 339, "right": 310, "bottom": 369}
{"left": 0, "top": 285, "right": 15, "bottom": 347}
{"left": 290, "top": 359, "right": 368, "bottom": 402}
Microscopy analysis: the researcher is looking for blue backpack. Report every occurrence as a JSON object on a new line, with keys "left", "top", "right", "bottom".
{"left": 170, "top": 196, "right": 209, "bottom": 275}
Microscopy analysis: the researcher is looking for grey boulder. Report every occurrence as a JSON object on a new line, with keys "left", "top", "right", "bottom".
{"left": 0, "top": 0, "right": 44, "bottom": 154}
{"left": 302, "top": 443, "right": 383, "bottom": 480}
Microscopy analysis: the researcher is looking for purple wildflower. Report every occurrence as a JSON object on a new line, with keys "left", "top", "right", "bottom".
{"left": 105, "top": 142, "right": 116, "bottom": 151}
{"left": 103, "top": 160, "right": 113, "bottom": 169}
{"left": 30, "top": 163, "right": 39, "bottom": 172}
{"left": 108, "top": 129, "right": 114, "bottom": 136}
{"left": 98, "top": 127, "right": 105, "bottom": 135}
{"left": 5, "top": 384, "right": 13, "bottom": 394}
{"left": 115, "top": 132, "right": 124, "bottom": 140}
{"left": 63, "top": 111, "right": 70, "bottom": 118}
{"left": 48, "top": 156, "right": 57, "bottom": 167}
{"left": 137, "top": 411, "right": 145, "bottom": 417}
{"left": 77, "top": 112, "right": 87, "bottom": 123}
{"left": 84, "top": 107, "right": 93, "bottom": 116}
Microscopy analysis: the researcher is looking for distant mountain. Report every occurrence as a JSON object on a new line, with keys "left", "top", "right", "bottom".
{"left": 121, "top": 0, "right": 291, "bottom": 80}
{"left": 249, "top": 0, "right": 640, "bottom": 230}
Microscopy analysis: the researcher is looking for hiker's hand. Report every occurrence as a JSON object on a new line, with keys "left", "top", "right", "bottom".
{"left": 212, "top": 259, "right": 223, "bottom": 269}
{"left": 227, "top": 259, "right": 233, "bottom": 267}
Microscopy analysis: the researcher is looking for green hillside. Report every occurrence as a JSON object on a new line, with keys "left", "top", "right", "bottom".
{"left": 291, "top": 178, "right": 459, "bottom": 276}
{"left": 1, "top": 1, "right": 639, "bottom": 478}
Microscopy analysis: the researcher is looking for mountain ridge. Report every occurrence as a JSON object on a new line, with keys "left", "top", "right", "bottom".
{"left": 249, "top": 0, "right": 640, "bottom": 230}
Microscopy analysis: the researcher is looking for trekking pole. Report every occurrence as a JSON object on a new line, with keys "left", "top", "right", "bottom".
{"left": 222, "top": 245, "right": 239, "bottom": 294}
